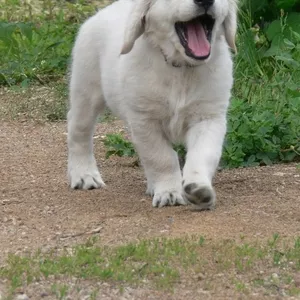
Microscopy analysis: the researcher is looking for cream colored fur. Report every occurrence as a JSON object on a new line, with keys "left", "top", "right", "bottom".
{"left": 67, "top": 0, "right": 238, "bottom": 209}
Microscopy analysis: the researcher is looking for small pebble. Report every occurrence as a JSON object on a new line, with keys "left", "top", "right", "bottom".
{"left": 16, "top": 294, "right": 29, "bottom": 300}
{"left": 40, "top": 292, "right": 48, "bottom": 298}
{"left": 196, "top": 273, "right": 205, "bottom": 281}
{"left": 294, "top": 273, "right": 300, "bottom": 287}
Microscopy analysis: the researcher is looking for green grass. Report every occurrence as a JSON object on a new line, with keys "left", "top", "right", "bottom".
{"left": 51, "top": 284, "right": 69, "bottom": 300}
{"left": 0, "top": 17, "right": 76, "bottom": 86}
{"left": 0, "top": 235, "right": 300, "bottom": 298}
{"left": 0, "top": 0, "right": 101, "bottom": 86}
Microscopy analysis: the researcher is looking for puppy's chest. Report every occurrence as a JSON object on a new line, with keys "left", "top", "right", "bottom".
{"left": 132, "top": 67, "right": 222, "bottom": 141}
{"left": 158, "top": 80, "right": 211, "bottom": 142}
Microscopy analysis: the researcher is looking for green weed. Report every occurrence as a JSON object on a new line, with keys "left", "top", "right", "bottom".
{"left": 234, "top": 280, "right": 248, "bottom": 293}
{"left": 103, "top": 133, "right": 136, "bottom": 159}
{"left": 222, "top": 4, "right": 300, "bottom": 168}
{"left": 51, "top": 283, "right": 69, "bottom": 300}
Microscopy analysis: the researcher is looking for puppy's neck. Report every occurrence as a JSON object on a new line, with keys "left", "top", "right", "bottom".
{"left": 159, "top": 48, "right": 195, "bottom": 68}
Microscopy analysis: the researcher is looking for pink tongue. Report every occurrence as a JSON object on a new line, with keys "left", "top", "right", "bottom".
{"left": 186, "top": 22, "right": 210, "bottom": 57}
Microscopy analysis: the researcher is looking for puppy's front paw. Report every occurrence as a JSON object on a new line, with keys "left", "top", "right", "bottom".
{"left": 152, "top": 191, "right": 187, "bottom": 208}
{"left": 69, "top": 163, "right": 105, "bottom": 190}
{"left": 183, "top": 183, "right": 215, "bottom": 210}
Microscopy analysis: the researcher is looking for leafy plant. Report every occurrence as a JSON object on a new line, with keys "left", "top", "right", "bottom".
{"left": 0, "top": 19, "right": 77, "bottom": 85}
{"left": 103, "top": 133, "right": 136, "bottom": 159}
{"left": 240, "top": 0, "right": 299, "bottom": 24}
{"left": 0, "top": 0, "right": 97, "bottom": 86}
{"left": 222, "top": 91, "right": 300, "bottom": 168}
{"left": 227, "top": 5, "right": 300, "bottom": 168}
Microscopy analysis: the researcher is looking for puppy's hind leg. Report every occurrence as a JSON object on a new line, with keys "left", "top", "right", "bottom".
{"left": 67, "top": 38, "right": 105, "bottom": 190}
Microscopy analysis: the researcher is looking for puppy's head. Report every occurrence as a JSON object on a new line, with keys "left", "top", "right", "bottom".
{"left": 121, "top": 0, "right": 238, "bottom": 66}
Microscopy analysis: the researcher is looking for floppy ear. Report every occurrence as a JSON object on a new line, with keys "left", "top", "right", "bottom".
{"left": 120, "top": 0, "right": 150, "bottom": 55}
{"left": 223, "top": 0, "right": 238, "bottom": 53}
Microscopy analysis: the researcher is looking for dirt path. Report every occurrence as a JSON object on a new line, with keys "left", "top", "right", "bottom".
{"left": 1, "top": 121, "right": 300, "bottom": 299}
{"left": 1, "top": 121, "right": 300, "bottom": 254}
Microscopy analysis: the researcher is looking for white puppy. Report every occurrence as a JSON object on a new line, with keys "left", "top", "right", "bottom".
{"left": 67, "top": 0, "right": 238, "bottom": 209}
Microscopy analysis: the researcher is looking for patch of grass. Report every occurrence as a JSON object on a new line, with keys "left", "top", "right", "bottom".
{"left": 90, "top": 289, "right": 99, "bottom": 300}
{"left": 268, "top": 232, "right": 280, "bottom": 248}
{"left": 0, "top": 0, "right": 101, "bottom": 86}
{"left": 234, "top": 280, "right": 248, "bottom": 293}
{"left": 51, "top": 283, "right": 69, "bottom": 300}
{"left": 0, "top": 237, "right": 198, "bottom": 295}
{"left": 1, "top": 236, "right": 300, "bottom": 298}
{"left": 289, "top": 286, "right": 300, "bottom": 296}
{"left": 0, "top": 20, "right": 76, "bottom": 86}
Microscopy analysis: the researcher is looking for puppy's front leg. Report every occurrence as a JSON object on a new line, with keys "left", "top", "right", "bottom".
{"left": 131, "top": 121, "right": 186, "bottom": 208}
{"left": 182, "top": 116, "right": 226, "bottom": 209}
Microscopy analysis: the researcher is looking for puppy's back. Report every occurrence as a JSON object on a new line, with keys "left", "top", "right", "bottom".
{"left": 74, "top": 0, "right": 131, "bottom": 54}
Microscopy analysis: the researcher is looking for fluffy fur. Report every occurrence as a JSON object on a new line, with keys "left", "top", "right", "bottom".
{"left": 67, "top": 0, "right": 238, "bottom": 209}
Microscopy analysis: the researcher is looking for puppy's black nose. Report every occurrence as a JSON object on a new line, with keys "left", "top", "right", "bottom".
{"left": 194, "top": 0, "right": 214, "bottom": 10}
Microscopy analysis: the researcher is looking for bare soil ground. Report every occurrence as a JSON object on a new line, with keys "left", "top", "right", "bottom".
{"left": 1, "top": 120, "right": 300, "bottom": 252}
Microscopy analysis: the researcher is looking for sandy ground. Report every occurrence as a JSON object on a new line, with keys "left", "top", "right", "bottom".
{"left": 1, "top": 120, "right": 300, "bottom": 299}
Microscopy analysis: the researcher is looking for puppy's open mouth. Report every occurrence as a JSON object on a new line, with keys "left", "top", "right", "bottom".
{"left": 175, "top": 15, "right": 215, "bottom": 60}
